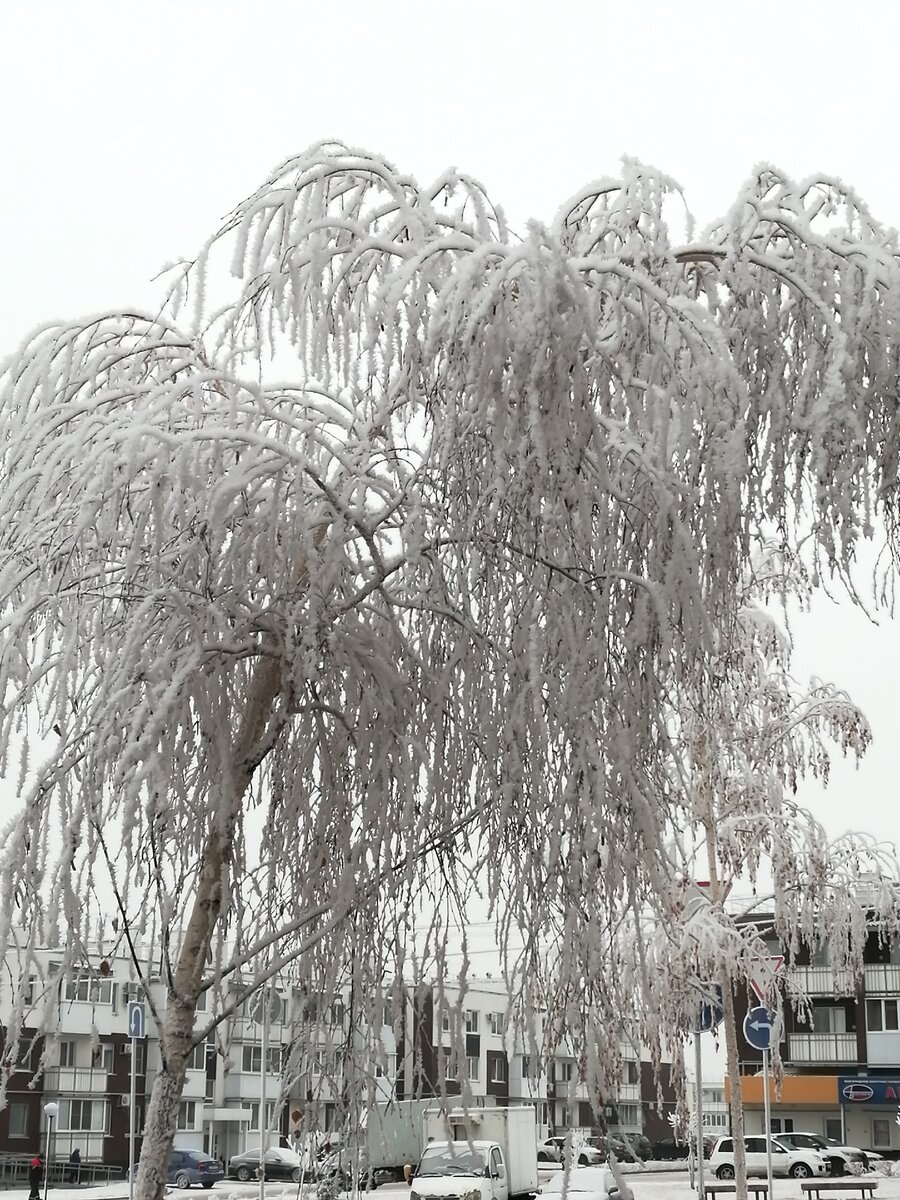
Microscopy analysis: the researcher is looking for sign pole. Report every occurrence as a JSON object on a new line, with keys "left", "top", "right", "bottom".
{"left": 126, "top": 1000, "right": 144, "bottom": 1200}
{"left": 694, "top": 1032, "right": 704, "bottom": 1200}
{"left": 259, "top": 1003, "right": 268, "bottom": 1200}
{"left": 129, "top": 1030, "right": 137, "bottom": 1200}
{"left": 762, "top": 1048, "right": 773, "bottom": 1194}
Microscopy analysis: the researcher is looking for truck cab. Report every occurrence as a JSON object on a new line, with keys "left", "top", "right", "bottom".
{"left": 411, "top": 1140, "right": 511, "bottom": 1200}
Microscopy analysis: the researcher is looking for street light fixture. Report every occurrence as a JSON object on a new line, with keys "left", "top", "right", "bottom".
{"left": 42, "top": 1102, "right": 59, "bottom": 1200}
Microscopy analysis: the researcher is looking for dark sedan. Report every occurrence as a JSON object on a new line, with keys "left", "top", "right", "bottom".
{"left": 131, "top": 1149, "right": 225, "bottom": 1189}
{"left": 228, "top": 1147, "right": 305, "bottom": 1183}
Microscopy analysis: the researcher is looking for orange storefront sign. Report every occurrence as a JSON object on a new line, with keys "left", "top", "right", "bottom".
{"left": 724, "top": 1075, "right": 838, "bottom": 1106}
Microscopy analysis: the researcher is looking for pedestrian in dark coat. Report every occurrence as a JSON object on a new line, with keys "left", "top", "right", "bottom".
{"left": 28, "top": 1153, "right": 43, "bottom": 1200}
{"left": 68, "top": 1149, "right": 81, "bottom": 1185}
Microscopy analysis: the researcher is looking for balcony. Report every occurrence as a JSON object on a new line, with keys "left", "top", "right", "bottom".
{"left": 786, "top": 1033, "right": 857, "bottom": 1063}
{"left": 863, "top": 964, "right": 900, "bottom": 995}
{"left": 867, "top": 1030, "right": 900, "bottom": 1065}
{"left": 786, "top": 966, "right": 855, "bottom": 997}
{"left": 42, "top": 1067, "right": 113, "bottom": 1093}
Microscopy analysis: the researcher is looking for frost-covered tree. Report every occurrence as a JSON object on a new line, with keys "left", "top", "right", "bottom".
{"left": 1, "top": 143, "right": 900, "bottom": 1200}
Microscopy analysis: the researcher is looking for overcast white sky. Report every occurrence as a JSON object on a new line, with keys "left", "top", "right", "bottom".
{"left": 0, "top": 1, "right": 898, "bottom": 894}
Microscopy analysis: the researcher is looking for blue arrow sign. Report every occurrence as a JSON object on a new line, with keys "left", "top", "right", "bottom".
{"left": 694, "top": 985, "right": 724, "bottom": 1033}
{"left": 127, "top": 999, "right": 146, "bottom": 1040}
{"left": 743, "top": 1005, "right": 778, "bottom": 1051}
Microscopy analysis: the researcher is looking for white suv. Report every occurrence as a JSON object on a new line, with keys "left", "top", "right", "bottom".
{"left": 710, "top": 1135, "right": 828, "bottom": 1179}
{"left": 775, "top": 1132, "right": 868, "bottom": 1175}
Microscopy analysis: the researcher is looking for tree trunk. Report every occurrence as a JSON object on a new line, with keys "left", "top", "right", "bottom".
{"left": 135, "top": 827, "right": 232, "bottom": 1200}
{"left": 135, "top": 659, "right": 284, "bottom": 1200}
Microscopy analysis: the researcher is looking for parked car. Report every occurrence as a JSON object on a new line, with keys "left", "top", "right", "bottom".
{"left": 649, "top": 1138, "right": 690, "bottom": 1161}
{"left": 611, "top": 1134, "right": 652, "bottom": 1162}
{"left": 228, "top": 1147, "right": 305, "bottom": 1183}
{"left": 539, "top": 1165, "right": 619, "bottom": 1200}
{"left": 775, "top": 1132, "right": 868, "bottom": 1175}
{"left": 546, "top": 1137, "right": 605, "bottom": 1167}
{"left": 538, "top": 1140, "right": 563, "bottom": 1164}
{"left": 709, "top": 1135, "right": 828, "bottom": 1180}
{"left": 586, "top": 1134, "right": 652, "bottom": 1163}
{"left": 131, "top": 1149, "right": 225, "bottom": 1189}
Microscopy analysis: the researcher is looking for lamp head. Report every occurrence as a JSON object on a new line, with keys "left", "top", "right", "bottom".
{"left": 43, "top": 1102, "right": 59, "bottom": 1119}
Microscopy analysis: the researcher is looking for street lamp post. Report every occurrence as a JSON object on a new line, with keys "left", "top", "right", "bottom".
{"left": 42, "top": 1102, "right": 59, "bottom": 1200}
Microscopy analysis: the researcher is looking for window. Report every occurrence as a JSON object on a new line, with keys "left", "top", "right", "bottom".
{"left": 490, "top": 1148, "right": 504, "bottom": 1178}
{"left": 383, "top": 1002, "right": 394, "bottom": 1029}
{"left": 825, "top": 1118, "right": 843, "bottom": 1141}
{"left": 92, "top": 1042, "right": 114, "bottom": 1073}
{"left": 440, "top": 1010, "right": 450, "bottom": 1033}
{"left": 718, "top": 1140, "right": 733, "bottom": 1154}
{"left": 328, "top": 999, "right": 344, "bottom": 1024}
{"left": 248, "top": 1101, "right": 277, "bottom": 1130}
{"left": 310, "top": 1049, "right": 325, "bottom": 1076}
{"left": 177, "top": 1101, "right": 197, "bottom": 1130}
{"left": 617, "top": 1104, "right": 639, "bottom": 1126}
{"left": 867, "top": 998, "right": 899, "bottom": 1032}
{"left": 557, "top": 1061, "right": 573, "bottom": 1083}
{"left": 195, "top": 990, "right": 208, "bottom": 1013}
{"left": 702, "top": 1112, "right": 728, "bottom": 1128}
{"left": 625, "top": 1060, "right": 639, "bottom": 1085}
{"left": 811, "top": 943, "right": 830, "bottom": 968}
{"left": 746, "top": 1137, "right": 767, "bottom": 1154}
{"left": 59, "top": 1040, "right": 77, "bottom": 1068}
{"left": 489, "top": 1056, "right": 507, "bottom": 1084}
{"left": 521, "top": 1056, "right": 531, "bottom": 1078}
{"left": 488, "top": 1012, "right": 505, "bottom": 1036}
{"left": 15, "top": 1041, "right": 37, "bottom": 1073}
{"left": 440, "top": 1048, "right": 457, "bottom": 1079}
{"left": 811, "top": 1004, "right": 848, "bottom": 1033}
{"left": 464, "top": 1010, "right": 479, "bottom": 1034}
{"left": 872, "top": 1119, "right": 892, "bottom": 1149}
{"left": 8, "top": 1103, "right": 28, "bottom": 1138}
{"left": 375, "top": 1053, "right": 397, "bottom": 1080}
{"left": 241, "top": 1045, "right": 282, "bottom": 1073}
{"left": 63, "top": 977, "right": 113, "bottom": 1005}
{"left": 59, "top": 1099, "right": 107, "bottom": 1133}
{"left": 769, "top": 1118, "right": 793, "bottom": 1134}
{"left": 467, "top": 1056, "right": 480, "bottom": 1080}
{"left": 188, "top": 1042, "right": 208, "bottom": 1071}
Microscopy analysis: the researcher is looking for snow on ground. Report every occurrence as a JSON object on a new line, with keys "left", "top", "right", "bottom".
{"left": 8, "top": 1178, "right": 900, "bottom": 1200}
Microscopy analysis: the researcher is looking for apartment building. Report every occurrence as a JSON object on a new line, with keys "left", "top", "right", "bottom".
{"left": 727, "top": 915, "right": 900, "bottom": 1156}
{"left": 0, "top": 952, "right": 669, "bottom": 1168}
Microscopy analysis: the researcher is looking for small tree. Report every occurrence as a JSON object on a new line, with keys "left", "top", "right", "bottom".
{"left": 1, "top": 144, "right": 900, "bottom": 1199}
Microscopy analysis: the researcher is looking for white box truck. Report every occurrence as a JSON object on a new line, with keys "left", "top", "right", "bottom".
{"left": 413, "top": 1106, "right": 538, "bottom": 1200}
{"left": 322, "top": 1099, "right": 445, "bottom": 1185}
{"left": 360, "top": 1098, "right": 441, "bottom": 1179}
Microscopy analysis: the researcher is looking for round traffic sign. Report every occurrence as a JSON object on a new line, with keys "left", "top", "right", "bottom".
{"left": 249, "top": 986, "right": 284, "bottom": 1025}
{"left": 743, "top": 1005, "right": 779, "bottom": 1051}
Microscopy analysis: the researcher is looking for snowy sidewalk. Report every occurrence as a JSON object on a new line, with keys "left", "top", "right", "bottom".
{"left": 6, "top": 1179, "right": 899, "bottom": 1200}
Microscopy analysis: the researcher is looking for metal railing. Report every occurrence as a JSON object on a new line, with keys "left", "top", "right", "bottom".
{"left": 785, "top": 965, "right": 855, "bottom": 997}
{"left": 0, "top": 1155, "right": 124, "bottom": 1189}
{"left": 863, "top": 963, "right": 900, "bottom": 994}
{"left": 42, "top": 1066, "right": 112, "bottom": 1092}
{"left": 786, "top": 1032, "right": 857, "bottom": 1063}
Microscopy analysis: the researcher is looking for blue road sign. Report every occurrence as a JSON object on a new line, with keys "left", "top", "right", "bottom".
{"left": 695, "top": 985, "right": 724, "bottom": 1033}
{"left": 743, "top": 1005, "right": 778, "bottom": 1051}
{"left": 127, "top": 1000, "right": 146, "bottom": 1040}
